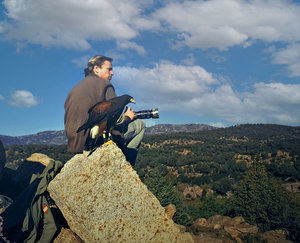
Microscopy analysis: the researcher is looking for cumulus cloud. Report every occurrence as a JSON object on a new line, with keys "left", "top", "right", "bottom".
{"left": 3, "top": 0, "right": 299, "bottom": 64}
{"left": 115, "top": 61, "right": 218, "bottom": 106}
{"left": 153, "top": 0, "right": 300, "bottom": 50}
{"left": 0, "top": 23, "right": 4, "bottom": 34}
{"left": 209, "top": 122, "right": 226, "bottom": 128}
{"left": 2, "top": 0, "right": 160, "bottom": 50}
{"left": 115, "top": 62, "right": 300, "bottom": 125}
{"left": 117, "top": 40, "right": 146, "bottom": 55}
{"left": 0, "top": 94, "right": 4, "bottom": 100}
{"left": 72, "top": 55, "right": 90, "bottom": 68}
{"left": 181, "top": 54, "right": 196, "bottom": 65}
{"left": 10, "top": 90, "right": 39, "bottom": 107}
{"left": 271, "top": 43, "right": 300, "bottom": 77}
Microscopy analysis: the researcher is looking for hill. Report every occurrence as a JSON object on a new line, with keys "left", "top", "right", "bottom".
{"left": 0, "top": 124, "right": 215, "bottom": 146}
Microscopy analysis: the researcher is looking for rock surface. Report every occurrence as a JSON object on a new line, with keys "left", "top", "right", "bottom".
{"left": 190, "top": 215, "right": 292, "bottom": 243}
{"left": 53, "top": 228, "right": 83, "bottom": 243}
{"left": 26, "top": 153, "right": 53, "bottom": 166}
{"left": 191, "top": 215, "right": 259, "bottom": 242}
{"left": 48, "top": 142, "right": 193, "bottom": 242}
{"left": 164, "top": 204, "right": 176, "bottom": 219}
{"left": 183, "top": 185, "right": 203, "bottom": 200}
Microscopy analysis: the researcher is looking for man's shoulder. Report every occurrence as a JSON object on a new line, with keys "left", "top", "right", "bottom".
{"left": 70, "top": 75, "right": 97, "bottom": 93}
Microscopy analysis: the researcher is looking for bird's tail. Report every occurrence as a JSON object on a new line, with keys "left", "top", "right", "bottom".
{"left": 84, "top": 133, "right": 104, "bottom": 154}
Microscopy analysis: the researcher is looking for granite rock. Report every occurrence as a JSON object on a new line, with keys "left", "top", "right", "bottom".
{"left": 183, "top": 185, "right": 203, "bottom": 200}
{"left": 53, "top": 228, "right": 83, "bottom": 243}
{"left": 48, "top": 142, "right": 193, "bottom": 242}
{"left": 191, "top": 215, "right": 260, "bottom": 243}
{"left": 164, "top": 204, "right": 176, "bottom": 219}
{"left": 26, "top": 153, "right": 53, "bottom": 166}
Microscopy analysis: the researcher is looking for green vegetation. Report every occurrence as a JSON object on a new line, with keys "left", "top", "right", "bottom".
{"left": 232, "top": 165, "right": 298, "bottom": 232}
{"left": 187, "top": 196, "right": 232, "bottom": 220}
{"left": 136, "top": 124, "right": 300, "bottom": 240}
{"left": 5, "top": 144, "right": 74, "bottom": 169}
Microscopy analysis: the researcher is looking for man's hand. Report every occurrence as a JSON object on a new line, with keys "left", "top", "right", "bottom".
{"left": 124, "top": 107, "right": 135, "bottom": 121}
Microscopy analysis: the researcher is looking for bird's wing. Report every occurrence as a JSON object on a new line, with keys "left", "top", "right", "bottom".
{"left": 85, "top": 102, "right": 112, "bottom": 126}
{"left": 77, "top": 101, "right": 111, "bottom": 133}
{"left": 88, "top": 100, "right": 111, "bottom": 114}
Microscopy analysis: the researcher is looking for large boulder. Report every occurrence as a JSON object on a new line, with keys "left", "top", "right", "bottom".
{"left": 191, "top": 215, "right": 260, "bottom": 242}
{"left": 48, "top": 142, "right": 193, "bottom": 242}
{"left": 183, "top": 185, "right": 203, "bottom": 200}
{"left": 53, "top": 228, "right": 83, "bottom": 243}
{"left": 26, "top": 153, "right": 53, "bottom": 166}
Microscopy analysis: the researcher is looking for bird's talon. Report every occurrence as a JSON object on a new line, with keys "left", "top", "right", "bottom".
{"left": 103, "top": 140, "right": 114, "bottom": 147}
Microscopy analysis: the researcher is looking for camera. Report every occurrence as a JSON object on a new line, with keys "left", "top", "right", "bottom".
{"left": 135, "top": 108, "right": 159, "bottom": 119}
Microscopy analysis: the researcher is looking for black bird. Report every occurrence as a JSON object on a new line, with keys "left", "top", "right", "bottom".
{"left": 77, "top": 94, "right": 135, "bottom": 152}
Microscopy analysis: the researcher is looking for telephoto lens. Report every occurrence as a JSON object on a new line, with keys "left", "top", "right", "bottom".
{"left": 135, "top": 108, "right": 159, "bottom": 119}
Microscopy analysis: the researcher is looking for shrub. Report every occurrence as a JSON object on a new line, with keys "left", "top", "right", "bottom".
{"left": 144, "top": 167, "right": 193, "bottom": 226}
{"left": 232, "top": 165, "right": 298, "bottom": 233}
{"left": 188, "top": 196, "right": 232, "bottom": 220}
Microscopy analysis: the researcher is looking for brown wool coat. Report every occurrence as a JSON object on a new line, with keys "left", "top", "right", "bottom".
{"left": 64, "top": 74, "right": 116, "bottom": 153}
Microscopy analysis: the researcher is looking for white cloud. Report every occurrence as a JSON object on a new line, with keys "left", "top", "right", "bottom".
{"left": 0, "top": 94, "right": 4, "bottom": 100}
{"left": 115, "top": 62, "right": 300, "bottom": 125}
{"left": 115, "top": 61, "right": 218, "bottom": 107}
{"left": 209, "top": 122, "right": 225, "bottom": 128}
{"left": 271, "top": 43, "right": 300, "bottom": 77}
{"left": 0, "top": 22, "right": 4, "bottom": 34}
{"left": 153, "top": 0, "right": 300, "bottom": 50}
{"left": 2, "top": 0, "right": 160, "bottom": 50}
{"left": 206, "top": 53, "right": 227, "bottom": 64}
{"left": 10, "top": 90, "right": 39, "bottom": 107}
{"left": 3, "top": 0, "right": 299, "bottom": 62}
{"left": 117, "top": 40, "right": 146, "bottom": 55}
{"left": 144, "top": 119, "right": 157, "bottom": 128}
{"left": 181, "top": 54, "right": 196, "bottom": 65}
{"left": 72, "top": 55, "right": 90, "bottom": 68}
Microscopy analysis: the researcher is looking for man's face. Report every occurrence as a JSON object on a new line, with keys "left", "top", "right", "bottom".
{"left": 94, "top": 60, "right": 114, "bottom": 81}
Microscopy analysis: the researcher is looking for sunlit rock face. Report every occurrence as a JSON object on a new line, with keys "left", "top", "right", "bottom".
{"left": 48, "top": 142, "right": 193, "bottom": 243}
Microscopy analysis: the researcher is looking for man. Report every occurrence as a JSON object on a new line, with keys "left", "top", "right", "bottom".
{"left": 64, "top": 55, "right": 145, "bottom": 165}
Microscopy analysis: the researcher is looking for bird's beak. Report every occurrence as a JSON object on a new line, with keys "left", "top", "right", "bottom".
{"left": 130, "top": 98, "right": 135, "bottom": 104}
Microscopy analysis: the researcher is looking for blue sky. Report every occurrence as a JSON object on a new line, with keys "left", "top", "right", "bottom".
{"left": 0, "top": 0, "right": 300, "bottom": 136}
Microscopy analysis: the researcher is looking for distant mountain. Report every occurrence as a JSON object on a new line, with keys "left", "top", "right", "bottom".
{"left": 0, "top": 124, "right": 215, "bottom": 146}
{"left": 0, "top": 131, "right": 67, "bottom": 146}
{"left": 144, "top": 123, "right": 215, "bottom": 135}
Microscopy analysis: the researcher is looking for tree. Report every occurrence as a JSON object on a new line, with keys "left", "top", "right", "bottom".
{"left": 144, "top": 167, "right": 193, "bottom": 226}
{"left": 212, "top": 177, "right": 233, "bottom": 195}
{"left": 188, "top": 196, "right": 232, "bottom": 221}
{"left": 232, "top": 165, "right": 298, "bottom": 233}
